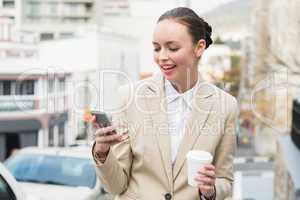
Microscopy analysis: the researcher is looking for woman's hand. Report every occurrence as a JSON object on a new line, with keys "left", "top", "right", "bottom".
{"left": 92, "top": 116, "right": 128, "bottom": 162}
{"left": 195, "top": 164, "right": 216, "bottom": 198}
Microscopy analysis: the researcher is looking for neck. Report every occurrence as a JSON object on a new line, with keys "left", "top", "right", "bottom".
{"left": 170, "top": 72, "right": 198, "bottom": 93}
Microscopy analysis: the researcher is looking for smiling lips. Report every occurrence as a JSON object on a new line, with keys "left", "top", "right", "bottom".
{"left": 160, "top": 64, "right": 177, "bottom": 76}
{"left": 161, "top": 64, "right": 176, "bottom": 70}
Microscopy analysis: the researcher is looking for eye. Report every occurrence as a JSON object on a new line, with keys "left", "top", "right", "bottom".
{"left": 153, "top": 47, "right": 160, "bottom": 52}
{"left": 169, "top": 48, "right": 179, "bottom": 52}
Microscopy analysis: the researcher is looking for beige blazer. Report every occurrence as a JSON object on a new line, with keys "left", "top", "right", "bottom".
{"left": 93, "top": 73, "right": 238, "bottom": 200}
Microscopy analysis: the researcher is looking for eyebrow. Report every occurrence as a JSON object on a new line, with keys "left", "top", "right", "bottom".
{"left": 152, "top": 41, "right": 178, "bottom": 45}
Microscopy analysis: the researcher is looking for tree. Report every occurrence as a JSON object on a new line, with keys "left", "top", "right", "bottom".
{"left": 214, "top": 36, "right": 225, "bottom": 45}
{"left": 222, "top": 54, "right": 241, "bottom": 97}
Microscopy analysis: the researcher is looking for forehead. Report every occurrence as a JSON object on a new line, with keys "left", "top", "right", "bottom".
{"left": 153, "top": 19, "right": 192, "bottom": 44}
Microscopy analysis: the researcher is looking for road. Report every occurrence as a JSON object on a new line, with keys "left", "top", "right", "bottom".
{"left": 233, "top": 142, "right": 274, "bottom": 200}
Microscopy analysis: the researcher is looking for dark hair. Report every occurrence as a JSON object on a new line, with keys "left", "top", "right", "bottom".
{"left": 158, "top": 7, "right": 213, "bottom": 49}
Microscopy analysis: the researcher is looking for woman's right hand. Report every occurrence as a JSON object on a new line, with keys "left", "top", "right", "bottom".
{"left": 92, "top": 116, "right": 128, "bottom": 159}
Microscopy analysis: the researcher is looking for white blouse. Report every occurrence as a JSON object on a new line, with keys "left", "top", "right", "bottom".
{"left": 164, "top": 79, "right": 198, "bottom": 164}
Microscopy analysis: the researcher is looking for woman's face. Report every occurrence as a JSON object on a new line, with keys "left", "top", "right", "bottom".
{"left": 152, "top": 19, "right": 203, "bottom": 83}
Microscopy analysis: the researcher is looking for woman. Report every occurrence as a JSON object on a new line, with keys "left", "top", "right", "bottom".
{"left": 92, "top": 7, "right": 237, "bottom": 200}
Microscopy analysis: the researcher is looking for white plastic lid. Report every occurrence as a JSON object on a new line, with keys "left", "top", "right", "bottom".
{"left": 186, "top": 150, "right": 213, "bottom": 162}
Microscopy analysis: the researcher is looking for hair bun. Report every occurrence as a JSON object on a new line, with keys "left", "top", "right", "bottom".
{"left": 204, "top": 22, "right": 212, "bottom": 35}
{"left": 158, "top": 7, "right": 213, "bottom": 49}
{"left": 204, "top": 22, "right": 213, "bottom": 48}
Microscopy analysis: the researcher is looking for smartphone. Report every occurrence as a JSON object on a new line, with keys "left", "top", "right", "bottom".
{"left": 91, "top": 111, "right": 112, "bottom": 127}
{"left": 91, "top": 111, "right": 128, "bottom": 136}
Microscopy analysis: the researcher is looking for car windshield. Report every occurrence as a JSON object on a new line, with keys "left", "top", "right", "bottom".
{"left": 4, "top": 153, "right": 96, "bottom": 189}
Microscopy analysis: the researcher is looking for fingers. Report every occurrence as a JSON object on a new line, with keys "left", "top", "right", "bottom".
{"left": 94, "top": 125, "right": 117, "bottom": 137}
{"left": 108, "top": 134, "right": 129, "bottom": 145}
{"left": 198, "top": 184, "right": 214, "bottom": 196}
{"left": 198, "top": 170, "right": 215, "bottom": 179}
{"left": 203, "top": 164, "right": 215, "bottom": 171}
{"left": 95, "top": 133, "right": 124, "bottom": 144}
{"left": 195, "top": 165, "right": 216, "bottom": 197}
{"left": 197, "top": 164, "right": 216, "bottom": 178}
{"left": 194, "top": 175, "right": 215, "bottom": 186}
{"left": 195, "top": 164, "right": 216, "bottom": 188}
{"left": 94, "top": 124, "right": 129, "bottom": 145}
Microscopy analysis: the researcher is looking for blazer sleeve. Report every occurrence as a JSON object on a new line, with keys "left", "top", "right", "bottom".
{"left": 92, "top": 85, "right": 133, "bottom": 195}
{"left": 213, "top": 96, "right": 238, "bottom": 200}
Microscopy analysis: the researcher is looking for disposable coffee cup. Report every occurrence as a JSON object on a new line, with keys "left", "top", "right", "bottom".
{"left": 186, "top": 150, "right": 213, "bottom": 187}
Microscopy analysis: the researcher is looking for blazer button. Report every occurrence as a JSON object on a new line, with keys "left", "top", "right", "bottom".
{"left": 164, "top": 193, "right": 172, "bottom": 200}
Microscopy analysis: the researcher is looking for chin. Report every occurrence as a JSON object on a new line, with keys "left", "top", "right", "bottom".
{"left": 160, "top": 70, "right": 177, "bottom": 82}
{"left": 162, "top": 74, "right": 176, "bottom": 82}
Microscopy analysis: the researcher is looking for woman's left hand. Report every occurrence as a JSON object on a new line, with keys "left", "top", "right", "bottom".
{"left": 195, "top": 164, "right": 216, "bottom": 198}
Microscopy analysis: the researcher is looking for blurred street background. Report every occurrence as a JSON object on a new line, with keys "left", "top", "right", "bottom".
{"left": 0, "top": 0, "right": 299, "bottom": 200}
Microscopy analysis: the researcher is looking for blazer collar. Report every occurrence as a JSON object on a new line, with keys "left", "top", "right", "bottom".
{"left": 146, "top": 72, "right": 215, "bottom": 98}
{"left": 144, "top": 72, "right": 217, "bottom": 183}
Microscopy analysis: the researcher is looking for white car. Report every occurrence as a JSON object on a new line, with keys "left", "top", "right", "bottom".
{"left": 0, "top": 162, "right": 39, "bottom": 200}
{"left": 4, "top": 146, "right": 111, "bottom": 200}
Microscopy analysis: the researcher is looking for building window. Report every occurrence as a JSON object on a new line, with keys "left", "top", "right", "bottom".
{"left": 48, "top": 126, "right": 54, "bottom": 147}
{"left": 69, "top": 3, "right": 80, "bottom": 15}
{"left": 0, "top": 19, "right": 13, "bottom": 41}
{"left": 58, "top": 123, "right": 65, "bottom": 147}
{"left": 40, "top": 33, "right": 54, "bottom": 41}
{"left": 6, "top": 50, "right": 20, "bottom": 58}
{"left": 0, "top": 81, "right": 3, "bottom": 95}
{"left": 59, "top": 32, "right": 73, "bottom": 39}
{"left": 48, "top": 2, "right": 58, "bottom": 15}
{"left": 24, "top": 51, "right": 36, "bottom": 58}
{"left": 0, "top": 80, "right": 34, "bottom": 96}
{"left": 85, "top": 2, "right": 93, "bottom": 12}
{"left": 58, "top": 78, "right": 65, "bottom": 92}
{"left": 0, "top": 81, "right": 11, "bottom": 95}
{"left": 16, "top": 80, "right": 35, "bottom": 95}
{"left": 2, "top": 0, "right": 15, "bottom": 8}
{"left": 26, "top": 2, "right": 41, "bottom": 16}
{"left": 48, "top": 79, "right": 54, "bottom": 93}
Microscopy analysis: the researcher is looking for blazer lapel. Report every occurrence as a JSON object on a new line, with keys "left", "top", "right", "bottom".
{"left": 144, "top": 74, "right": 173, "bottom": 188}
{"left": 173, "top": 82, "right": 216, "bottom": 181}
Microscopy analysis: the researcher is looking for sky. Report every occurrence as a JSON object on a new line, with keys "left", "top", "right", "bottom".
{"left": 129, "top": 0, "right": 237, "bottom": 17}
{"left": 191, "top": 0, "right": 237, "bottom": 14}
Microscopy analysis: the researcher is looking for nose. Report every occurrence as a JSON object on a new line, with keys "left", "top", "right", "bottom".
{"left": 158, "top": 49, "right": 168, "bottom": 61}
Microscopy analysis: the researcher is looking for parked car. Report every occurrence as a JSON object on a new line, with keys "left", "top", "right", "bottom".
{"left": 4, "top": 146, "right": 111, "bottom": 200}
{"left": 0, "top": 162, "right": 39, "bottom": 200}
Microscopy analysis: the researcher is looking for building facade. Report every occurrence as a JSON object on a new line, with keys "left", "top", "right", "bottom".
{"left": 18, "top": 0, "right": 96, "bottom": 41}
{"left": 0, "top": 60, "right": 71, "bottom": 161}
{"left": 0, "top": 0, "right": 140, "bottom": 161}
{"left": 37, "top": 28, "right": 140, "bottom": 142}
{"left": 103, "top": 0, "right": 130, "bottom": 17}
{"left": 0, "top": 0, "right": 17, "bottom": 41}
{"left": 1, "top": 0, "right": 98, "bottom": 41}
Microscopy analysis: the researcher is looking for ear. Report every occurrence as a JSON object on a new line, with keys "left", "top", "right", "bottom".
{"left": 194, "top": 39, "right": 206, "bottom": 58}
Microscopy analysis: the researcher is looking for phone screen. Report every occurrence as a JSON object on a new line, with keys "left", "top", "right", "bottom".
{"left": 91, "top": 111, "right": 112, "bottom": 127}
